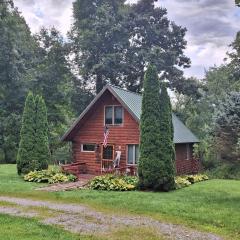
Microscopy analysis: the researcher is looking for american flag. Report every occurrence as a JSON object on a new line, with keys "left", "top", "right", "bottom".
{"left": 103, "top": 126, "right": 109, "bottom": 147}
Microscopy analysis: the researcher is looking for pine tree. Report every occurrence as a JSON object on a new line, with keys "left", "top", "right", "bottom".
{"left": 17, "top": 92, "right": 36, "bottom": 175}
{"left": 138, "top": 65, "right": 163, "bottom": 190}
{"left": 158, "top": 84, "right": 175, "bottom": 191}
{"left": 34, "top": 95, "right": 50, "bottom": 170}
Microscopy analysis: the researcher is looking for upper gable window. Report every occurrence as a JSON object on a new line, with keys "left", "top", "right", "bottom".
{"left": 105, "top": 106, "right": 123, "bottom": 125}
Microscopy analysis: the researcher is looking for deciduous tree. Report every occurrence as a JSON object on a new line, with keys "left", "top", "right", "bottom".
{"left": 0, "top": 1, "right": 37, "bottom": 163}
{"left": 32, "top": 28, "right": 75, "bottom": 155}
{"left": 70, "top": 0, "right": 128, "bottom": 93}
{"left": 70, "top": 0, "right": 191, "bottom": 93}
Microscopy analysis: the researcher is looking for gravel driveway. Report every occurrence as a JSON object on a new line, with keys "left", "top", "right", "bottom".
{"left": 0, "top": 196, "right": 223, "bottom": 240}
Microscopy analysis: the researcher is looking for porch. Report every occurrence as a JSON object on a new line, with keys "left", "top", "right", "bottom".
{"left": 61, "top": 161, "right": 138, "bottom": 177}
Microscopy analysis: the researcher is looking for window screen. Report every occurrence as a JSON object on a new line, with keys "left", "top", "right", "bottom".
{"left": 127, "top": 145, "right": 134, "bottom": 164}
{"left": 127, "top": 145, "right": 139, "bottom": 164}
{"left": 82, "top": 144, "right": 95, "bottom": 152}
{"left": 114, "top": 106, "right": 123, "bottom": 124}
{"left": 105, "top": 106, "right": 113, "bottom": 124}
{"left": 102, "top": 145, "right": 114, "bottom": 159}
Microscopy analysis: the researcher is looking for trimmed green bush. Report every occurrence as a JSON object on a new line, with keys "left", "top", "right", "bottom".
{"left": 90, "top": 175, "right": 138, "bottom": 191}
{"left": 17, "top": 92, "right": 36, "bottom": 175}
{"left": 24, "top": 168, "right": 77, "bottom": 184}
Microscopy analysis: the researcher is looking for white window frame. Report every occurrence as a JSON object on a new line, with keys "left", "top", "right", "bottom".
{"left": 127, "top": 144, "right": 139, "bottom": 165}
{"left": 104, "top": 105, "right": 124, "bottom": 126}
{"left": 81, "top": 143, "right": 96, "bottom": 153}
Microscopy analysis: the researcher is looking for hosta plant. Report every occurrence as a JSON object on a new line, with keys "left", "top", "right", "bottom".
{"left": 90, "top": 175, "right": 138, "bottom": 191}
{"left": 24, "top": 168, "right": 77, "bottom": 184}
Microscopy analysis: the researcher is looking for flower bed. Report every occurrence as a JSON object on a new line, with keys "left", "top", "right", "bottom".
{"left": 24, "top": 168, "right": 77, "bottom": 184}
{"left": 89, "top": 175, "right": 138, "bottom": 191}
{"left": 89, "top": 174, "right": 208, "bottom": 191}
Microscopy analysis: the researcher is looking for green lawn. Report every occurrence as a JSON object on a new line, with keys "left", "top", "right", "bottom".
{"left": 0, "top": 164, "right": 240, "bottom": 240}
{"left": 0, "top": 214, "right": 93, "bottom": 240}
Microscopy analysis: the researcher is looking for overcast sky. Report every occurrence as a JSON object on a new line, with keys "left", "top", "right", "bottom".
{"left": 14, "top": 0, "right": 240, "bottom": 79}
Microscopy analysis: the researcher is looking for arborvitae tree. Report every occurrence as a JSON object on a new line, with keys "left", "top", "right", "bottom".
{"left": 17, "top": 92, "right": 36, "bottom": 175}
{"left": 138, "top": 65, "right": 163, "bottom": 190}
{"left": 158, "top": 84, "right": 175, "bottom": 191}
{"left": 34, "top": 95, "right": 49, "bottom": 170}
{"left": 139, "top": 65, "right": 175, "bottom": 191}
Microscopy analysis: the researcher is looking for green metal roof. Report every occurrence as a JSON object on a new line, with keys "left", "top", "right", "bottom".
{"left": 109, "top": 85, "right": 199, "bottom": 143}
{"left": 62, "top": 84, "right": 199, "bottom": 143}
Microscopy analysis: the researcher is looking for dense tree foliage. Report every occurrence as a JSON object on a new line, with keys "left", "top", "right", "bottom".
{"left": 17, "top": 92, "right": 36, "bottom": 175}
{"left": 0, "top": 1, "right": 37, "bottom": 163}
{"left": 70, "top": 0, "right": 191, "bottom": 93}
{"left": 70, "top": 0, "right": 128, "bottom": 93}
{"left": 175, "top": 31, "right": 240, "bottom": 174}
{"left": 139, "top": 65, "right": 174, "bottom": 191}
{"left": 0, "top": 6, "right": 77, "bottom": 163}
{"left": 123, "top": 0, "right": 191, "bottom": 93}
{"left": 31, "top": 28, "right": 75, "bottom": 154}
{"left": 214, "top": 92, "right": 240, "bottom": 164}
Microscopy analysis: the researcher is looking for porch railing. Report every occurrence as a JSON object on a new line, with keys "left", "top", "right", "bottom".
{"left": 101, "top": 160, "right": 137, "bottom": 176}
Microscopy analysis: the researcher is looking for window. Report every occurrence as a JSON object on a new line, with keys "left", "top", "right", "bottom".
{"left": 105, "top": 106, "right": 113, "bottom": 125}
{"left": 81, "top": 144, "right": 95, "bottom": 152}
{"left": 105, "top": 106, "right": 123, "bottom": 125}
{"left": 127, "top": 145, "right": 139, "bottom": 165}
{"left": 114, "top": 106, "right": 123, "bottom": 124}
{"left": 102, "top": 145, "right": 114, "bottom": 160}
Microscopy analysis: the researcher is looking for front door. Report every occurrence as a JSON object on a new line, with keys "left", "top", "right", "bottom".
{"left": 101, "top": 144, "right": 114, "bottom": 171}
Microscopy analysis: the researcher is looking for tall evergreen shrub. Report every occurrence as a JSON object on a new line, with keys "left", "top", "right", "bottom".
{"left": 17, "top": 92, "right": 36, "bottom": 175}
{"left": 158, "top": 84, "right": 175, "bottom": 191}
{"left": 17, "top": 93, "right": 49, "bottom": 175}
{"left": 138, "top": 65, "right": 175, "bottom": 191}
{"left": 138, "top": 65, "right": 162, "bottom": 190}
{"left": 35, "top": 95, "right": 49, "bottom": 170}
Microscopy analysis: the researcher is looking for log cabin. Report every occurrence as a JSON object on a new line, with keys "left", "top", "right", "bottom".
{"left": 61, "top": 84, "right": 200, "bottom": 176}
